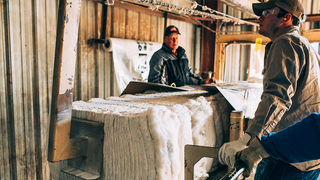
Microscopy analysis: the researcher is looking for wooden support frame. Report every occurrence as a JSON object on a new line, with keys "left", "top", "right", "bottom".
{"left": 48, "top": 0, "right": 84, "bottom": 162}
{"left": 48, "top": 0, "right": 105, "bottom": 178}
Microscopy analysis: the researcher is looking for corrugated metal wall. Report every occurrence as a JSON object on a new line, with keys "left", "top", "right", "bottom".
{"left": 1, "top": 0, "right": 58, "bottom": 179}
{"left": 0, "top": 0, "right": 196, "bottom": 179}
{"left": 0, "top": 0, "right": 318, "bottom": 179}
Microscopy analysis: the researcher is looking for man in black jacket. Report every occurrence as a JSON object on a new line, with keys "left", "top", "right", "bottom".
{"left": 148, "top": 25, "right": 203, "bottom": 87}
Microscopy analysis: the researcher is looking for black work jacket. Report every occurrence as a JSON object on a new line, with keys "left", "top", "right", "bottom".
{"left": 148, "top": 44, "right": 202, "bottom": 86}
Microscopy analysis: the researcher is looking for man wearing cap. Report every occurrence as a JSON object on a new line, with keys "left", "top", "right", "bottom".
{"left": 218, "top": 0, "right": 320, "bottom": 179}
{"left": 148, "top": 25, "right": 203, "bottom": 87}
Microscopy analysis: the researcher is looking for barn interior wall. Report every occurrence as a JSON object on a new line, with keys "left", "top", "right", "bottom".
{"left": 0, "top": 0, "right": 198, "bottom": 179}
{"left": 0, "top": 0, "right": 319, "bottom": 179}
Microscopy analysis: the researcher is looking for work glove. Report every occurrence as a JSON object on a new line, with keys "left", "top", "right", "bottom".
{"left": 237, "top": 137, "right": 270, "bottom": 177}
{"left": 218, "top": 133, "right": 251, "bottom": 167}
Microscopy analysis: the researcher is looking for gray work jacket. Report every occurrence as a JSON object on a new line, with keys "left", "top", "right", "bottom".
{"left": 148, "top": 44, "right": 202, "bottom": 86}
{"left": 246, "top": 26, "right": 320, "bottom": 171}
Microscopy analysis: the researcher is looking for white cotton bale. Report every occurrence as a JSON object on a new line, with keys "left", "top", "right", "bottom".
{"left": 72, "top": 91, "right": 233, "bottom": 180}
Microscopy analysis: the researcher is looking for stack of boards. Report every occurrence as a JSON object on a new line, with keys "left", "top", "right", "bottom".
{"left": 72, "top": 90, "right": 233, "bottom": 180}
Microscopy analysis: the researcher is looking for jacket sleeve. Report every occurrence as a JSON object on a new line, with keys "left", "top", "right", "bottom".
{"left": 184, "top": 55, "right": 203, "bottom": 84}
{"left": 148, "top": 53, "right": 164, "bottom": 83}
{"left": 246, "top": 38, "right": 305, "bottom": 138}
{"left": 261, "top": 113, "right": 320, "bottom": 164}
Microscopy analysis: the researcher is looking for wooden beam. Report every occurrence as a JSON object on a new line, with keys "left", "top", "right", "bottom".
{"left": 111, "top": 0, "right": 198, "bottom": 25}
{"left": 201, "top": 0, "right": 219, "bottom": 74}
{"left": 302, "top": 30, "right": 320, "bottom": 43}
{"left": 243, "top": 14, "right": 320, "bottom": 23}
{"left": 217, "top": 33, "right": 270, "bottom": 44}
{"left": 306, "top": 14, "right": 320, "bottom": 22}
{"left": 216, "top": 29, "right": 320, "bottom": 45}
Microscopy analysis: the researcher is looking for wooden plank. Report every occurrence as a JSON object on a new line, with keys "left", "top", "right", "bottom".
{"left": 106, "top": 6, "right": 111, "bottom": 37}
{"left": 217, "top": 33, "right": 270, "bottom": 44}
{"left": 139, "top": 13, "right": 150, "bottom": 41}
{"left": 132, "top": 11, "right": 139, "bottom": 40}
{"left": 126, "top": 9, "right": 133, "bottom": 39}
{"left": 150, "top": 16, "right": 158, "bottom": 42}
{"left": 113, "top": 0, "right": 163, "bottom": 17}
{"left": 158, "top": 16, "right": 164, "bottom": 43}
{"left": 115, "top": 0, "right": 198, "bottom": 25}
{"left": 111, "top": 6, "right": 120, "bottom": 37}
{"left": 79, "top": 0, "right": 88, "bottom": 100}
{"left": 96, "top": 3, "right": 102, "bottom": 40}
{"left": 87, "top": 0, "right": 95, "bottom": 100}
{"left": 119, "top": 8, "right": 126, "bottom": 39}
{"left": 97, "top": 4, "right": 105, "bottom": 98}
{"left": 0, "top": 1, "right": 10, "bottom": 179}
{"left": 302, "top": 30, "right": 320, "bottom": 43}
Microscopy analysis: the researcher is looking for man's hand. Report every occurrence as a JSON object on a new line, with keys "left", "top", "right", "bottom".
{"left": 218, "top": 133, "right": 251, "bottom": 167}
{"left": 237, "top": 137, "right": 270, "bottom": 177}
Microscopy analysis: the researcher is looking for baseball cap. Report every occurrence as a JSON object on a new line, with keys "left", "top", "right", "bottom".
{"left": 252, "top": 0, "right": 305, "bottom": 20}
{"left": 164, "top": 25, "right": 181, "bottom": 36}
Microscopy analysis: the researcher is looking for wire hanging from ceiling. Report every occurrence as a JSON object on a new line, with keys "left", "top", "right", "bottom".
{"left": 107, "top": 0, "right": 258, "bottom": 26}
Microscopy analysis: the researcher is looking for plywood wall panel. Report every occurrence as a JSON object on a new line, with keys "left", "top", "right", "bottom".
{"left": 132, "top": 11, "right": 139, "bottom": 40}
{"left": 139, "top": 13, "right": 151, "bottom": 41}
{"left": 112, "top": 6, "right": 120, "bottom": 37}
{"left": 119, "top": 8, "right": 126, "bottom": 38}
{"left": 87, "top": 1, "right": 96, "bottom": 99}
{"left": 150, "top": 16, "right": 158, "bottom": 42}
{"left": 126, "top": 10, "right": 134, "bottom": 39}
{"left": 79, "top": 0, "right": 89, "bottom": 100}
{"left": 106, "top": 6, "right": 112, "bottom": 37}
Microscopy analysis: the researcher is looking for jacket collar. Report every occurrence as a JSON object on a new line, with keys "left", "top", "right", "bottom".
{"left": 265, "top": 26, "right": 299, "bottom": 54}
{"left": 272, "top": 26, "right": 299, "bottom": 42}
{"left": 162, "top": 43, "right": 185, "bottom": 56}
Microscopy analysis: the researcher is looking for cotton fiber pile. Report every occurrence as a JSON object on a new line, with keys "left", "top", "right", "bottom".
{"left": 72, "top": 90, "right": 232, "bottom": 180}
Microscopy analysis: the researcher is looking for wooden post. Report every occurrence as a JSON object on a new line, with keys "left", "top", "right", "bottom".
{"left": 48, "top": 0, "right": 85, "bottom": 162}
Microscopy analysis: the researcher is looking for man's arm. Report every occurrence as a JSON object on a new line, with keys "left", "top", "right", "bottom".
{"left": 183, "top": 55, "right": 203, "bottom": 85}
{"left": 148, "top": 53, "right": 164, "bottom": 83}
{"left": 261, "top": 112, "right": 320, "bottom": 163}
{"left": 238, "top": 112, "right": 320, "bottom": 177}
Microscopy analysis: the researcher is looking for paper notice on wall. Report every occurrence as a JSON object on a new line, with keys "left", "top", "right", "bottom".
{"left": 106, "top": 38, "right": 162, "bottom": 95}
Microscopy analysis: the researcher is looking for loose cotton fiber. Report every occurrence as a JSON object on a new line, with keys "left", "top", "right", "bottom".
{"left": 72, "top": 91, "right": 232, "bottom": 180}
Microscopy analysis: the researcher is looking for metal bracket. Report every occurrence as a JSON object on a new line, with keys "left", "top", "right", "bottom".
{"left": 61, "top": 118, "right": 104, "bottom": 179}
{"left": 185, "top": 145, "right": 220, "bottom": 180}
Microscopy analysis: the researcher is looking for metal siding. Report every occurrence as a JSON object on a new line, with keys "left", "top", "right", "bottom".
{"left": 0, "top": 0, "right": 317, "bottom": 179}
{"left": 0, "top": 0, "right": 58, "bottom": 179}
{"left": 0, "top": 1, "right": 11, "bottom": 179}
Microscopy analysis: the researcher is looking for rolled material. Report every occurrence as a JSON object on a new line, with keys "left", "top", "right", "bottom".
{"left": 103, "top": 38, "right": 162, "bottom": 95}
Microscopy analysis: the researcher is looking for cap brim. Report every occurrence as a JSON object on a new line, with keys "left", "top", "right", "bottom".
{"left": 252, "top": 2, "right": 276, "bottom": 16}
{"left": 166, "top": 32, "right": 180, "bottom": 36}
